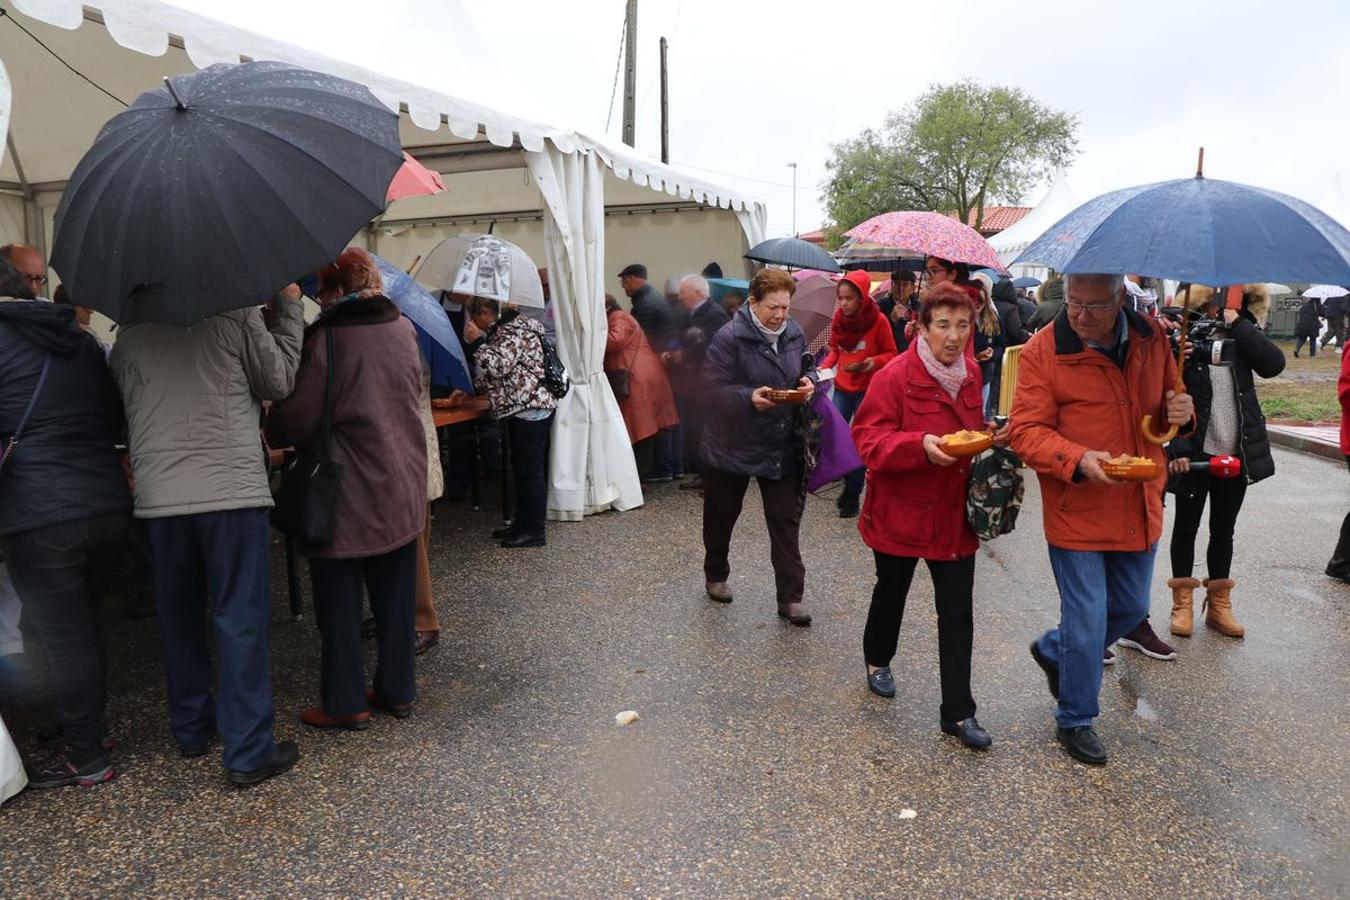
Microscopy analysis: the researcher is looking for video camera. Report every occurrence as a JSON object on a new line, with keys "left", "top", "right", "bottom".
{"left": 1160, "top": 307, "right": 1236, "bottom": 367}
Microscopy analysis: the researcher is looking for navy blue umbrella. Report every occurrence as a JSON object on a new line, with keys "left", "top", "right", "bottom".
{"left": 1014, "top": 174, "right": 1350, "bottom": 284}
{"left": 51, "top": 61, "right": 403, "bottom": 325}
{"left": 371, "top": 257, "right": 474, "bottom": 392}
{"left": 1012, "top": 276, "right": 1041, "bottom": 288}
{"left": 744, "top": 238, "right": 841, "bottom": 273}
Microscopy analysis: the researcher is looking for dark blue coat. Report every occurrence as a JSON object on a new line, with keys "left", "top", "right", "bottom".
{"left": 699, "top": 304, "right": 812, "bottom": 480}
{"left": 0, "top": 301, "right": 131, "bottom": 536}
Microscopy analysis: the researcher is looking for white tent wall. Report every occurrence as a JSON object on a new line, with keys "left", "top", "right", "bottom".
{"left": 0, "top": 0, "right": 766, "bottom": 522}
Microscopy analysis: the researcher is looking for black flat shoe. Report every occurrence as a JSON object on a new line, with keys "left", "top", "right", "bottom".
{"left": 866, "top": 666, "right": 895, "bottom": 698}
{"left": 226, "top": 740, "right": 300, "bottom": 787}
{"left": 941, "top": 717, "right": 992, "bottom": 750}
{"left": 500, "top": 532, "right": 545, "bottom": 548}
{"left": 776, "top": 603, "right": 812, "bottom": 626}
{"left": 490, "top": 524, "right": 517, "bottom": 540}
{"left": 1029, "top": 641, "right": 1060, "bottom": 700}
{"left": 1056, "top": 726, "right": 1108, "bottom": 765}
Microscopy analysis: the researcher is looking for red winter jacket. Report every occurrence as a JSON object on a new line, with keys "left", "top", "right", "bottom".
{"left": 851, "top": 343, "right": 984, "bottom": 561}
{"left": 1340, "top": 346, "right": 1350, "bottom": 455}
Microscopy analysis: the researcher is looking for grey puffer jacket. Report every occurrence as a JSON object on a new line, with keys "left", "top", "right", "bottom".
{"left": 110, "top": 298, "right": 303, "bottom": 518}
{"left": 700, "top": 304, "right": 813, "bottom": 480}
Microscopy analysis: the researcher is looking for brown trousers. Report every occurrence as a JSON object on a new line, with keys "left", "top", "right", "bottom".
{"left": 701, "top": 467, "right": 806, "bottom": 605}
{"left": 414, "top": 506, "right": 438, "bottom": 633}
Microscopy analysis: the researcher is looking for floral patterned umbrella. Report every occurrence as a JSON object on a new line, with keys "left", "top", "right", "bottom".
{"left": 844, "top": 211, "right": 1005, "bottom": 270}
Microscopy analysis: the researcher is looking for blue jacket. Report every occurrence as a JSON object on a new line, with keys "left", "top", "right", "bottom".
{"left": 699, "top": 304, "right": 811, "bottom": 480}
{"left": 0, "top": 301, "right": 131, "bottom": 536}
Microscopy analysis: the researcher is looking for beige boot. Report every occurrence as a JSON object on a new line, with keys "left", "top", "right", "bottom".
{"left": 1202, "top": 578, "right": 1245, "bottom": 638}
{"left": 1167, "top": 577, "right": 1201, "bottom": 637}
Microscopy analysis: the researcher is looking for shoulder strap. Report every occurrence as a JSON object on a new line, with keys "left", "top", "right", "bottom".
{"left": 318, "top": 326, "right": 335, "bottom": 459}
{"left": 0, "top": 355, "right": 52, "bottom": 474}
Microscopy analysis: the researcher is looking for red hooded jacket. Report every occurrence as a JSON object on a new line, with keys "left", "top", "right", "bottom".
{"left": 822, "top": 270, "right": 898, "bottom": 394}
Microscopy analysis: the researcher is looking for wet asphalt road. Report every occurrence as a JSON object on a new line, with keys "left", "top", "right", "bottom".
{"left": 1, "top": 446, "right": 1348, "bottom": 897}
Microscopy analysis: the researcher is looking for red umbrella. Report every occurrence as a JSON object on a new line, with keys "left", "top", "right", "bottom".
{"left": 844, "top": 211, "right": 1003, "bottom": 270}
{"left": 386, "top": 151, "right": 446, "bottom": 202}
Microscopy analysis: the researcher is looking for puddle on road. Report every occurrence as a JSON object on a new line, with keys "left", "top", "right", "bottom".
{"left": 1115, "top": 675, "right": 1160, "bottom": 721}
{"left": 1133, "top": 696, "right": 1158, "bottom": 721}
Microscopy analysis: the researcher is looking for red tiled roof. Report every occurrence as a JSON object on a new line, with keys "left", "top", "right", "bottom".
{"left": 948, "top": 206, "right": 1032, "bottom": 236}
{"left": 798, "top": 229, "right": 827, "bottom": 245}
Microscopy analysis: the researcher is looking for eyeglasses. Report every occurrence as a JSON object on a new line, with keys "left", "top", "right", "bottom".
{"left": 923, "top": 267, "right": 946, "bottom": 279}
{"left": 1065, "top": 301, "right": 1116, "bottom": 314}
{"left": 24, "top": 273, "right": 48, "bottom": 287}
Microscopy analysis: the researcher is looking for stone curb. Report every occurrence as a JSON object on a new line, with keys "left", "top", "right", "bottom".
{"left": 1266, "top": 427, "right": 1343, "bottom": 462}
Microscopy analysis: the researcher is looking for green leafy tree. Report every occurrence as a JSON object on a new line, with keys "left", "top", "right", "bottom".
{"left": 823, "top": 80, "right": 1079, "bottom": 233}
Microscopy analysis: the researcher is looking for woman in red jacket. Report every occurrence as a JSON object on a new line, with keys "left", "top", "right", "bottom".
{"left": 822, "top": 269, "right": 897, "bottom": 518}
{"left": 851, "top": 282, "right": 1007, "bottom": 751}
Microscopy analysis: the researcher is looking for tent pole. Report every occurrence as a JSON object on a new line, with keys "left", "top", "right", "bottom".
{"left": 5, "top": 132, "right": 46, "bottom": 263}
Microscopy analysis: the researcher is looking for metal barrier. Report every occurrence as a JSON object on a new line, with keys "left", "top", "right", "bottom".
{"left": 998, "top": 344, "right": 1022, "bottom": 416}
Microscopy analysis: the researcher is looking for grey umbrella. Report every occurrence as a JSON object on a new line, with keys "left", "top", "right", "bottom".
{"left": 744, "top": 237, "right": 841, "bottom": 273}
{"left": 51, "top": 61, "right": 404, "bottom": 325}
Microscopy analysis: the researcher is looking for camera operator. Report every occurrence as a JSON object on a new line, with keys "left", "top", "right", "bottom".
{"left": 1161, "top": 284, "right": 1284, "bottom": 642}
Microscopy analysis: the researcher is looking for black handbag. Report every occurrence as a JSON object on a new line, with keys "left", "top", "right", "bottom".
{"left": 535, "top": 332, "right": 570, "bottom": 399}
{"left": 606, "top": 369, "right": 630, "bottom": 399}
{"left": 272, "top": 327, "right": 343, "bottom": 544}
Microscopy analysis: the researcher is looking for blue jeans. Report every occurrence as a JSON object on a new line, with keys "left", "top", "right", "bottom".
{"left": 832, "top": 388, "right": 866, "bottom": 500}
{"left": 1035, "top": 543, "right": 1155, "bottom": 728}
{"left": 146, "top": 508, "right": 277, "bottom": 771}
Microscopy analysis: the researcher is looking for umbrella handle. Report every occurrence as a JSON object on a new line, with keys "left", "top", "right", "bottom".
{"left": 1141, "top": 290, "right": 1189, "bottom": 445}
{"left": 1141, "top": 415, "right": 1177, "bottom": 445}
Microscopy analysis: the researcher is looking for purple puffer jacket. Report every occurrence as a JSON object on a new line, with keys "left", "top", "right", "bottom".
{"left": 699, "top": 304, "right": 813, "bottom": 481}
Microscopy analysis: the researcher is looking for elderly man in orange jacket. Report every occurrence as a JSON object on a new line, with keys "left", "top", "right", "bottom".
{"left": 1010, "top": 273, "right": 1193, "bottom": 766}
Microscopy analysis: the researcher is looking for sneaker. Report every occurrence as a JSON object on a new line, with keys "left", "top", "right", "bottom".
{"left": 1117, "top": 621, "right": 1178, "bottom": 661}
{"left": 25, "top": 745, "right": 115, "bottom": 789}
{"left": 1103, "top": 648, "right": 1116, "bottom": 665}
{"left": 38, "top": 723, "right": 115, "bottom": 754}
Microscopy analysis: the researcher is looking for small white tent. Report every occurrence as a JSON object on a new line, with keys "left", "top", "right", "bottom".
{"left": 989, "top": 173, "right": 1082, "bottom": 274}
{"left": 0, "top": 0, "right": 768, "bottom": 522}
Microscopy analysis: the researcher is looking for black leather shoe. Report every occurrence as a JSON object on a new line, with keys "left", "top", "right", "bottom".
{"left": 1029, "top": 641, "right": 1060, "bottom": 700}
{"left": 500, "top": 532, "right": 545, "bottom": 548}
{"left": 941, "top": 717, "right": 992, "bottom": 750}
{"left": 776, "top": 603, "right": 812, "bottom": 626}
{"left": 866, "top": 666, "right": 896, "bottom": 698}
{"left": 490, "top": 524, "right": 517, "bottom": 540}
{"left": 1056, "top": 726, "right": 1108, "bottom": 765}
{"left": 226, "top": 740, "right": 300, "bottom": 787}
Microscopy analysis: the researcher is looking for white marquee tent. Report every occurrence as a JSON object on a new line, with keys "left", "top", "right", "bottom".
{"left": 0, "top": 0, "right": 768, "bottom": 522}
{"left": 989, "top": 172, "right": 1082, "bottom": 277}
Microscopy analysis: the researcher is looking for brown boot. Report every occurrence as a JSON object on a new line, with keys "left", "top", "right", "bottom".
{"left": 1202, "top": 578, "right": 1245, "bottom": 638}
{"left": 1167, "top": 577, "right": 1201, "bottom": 637}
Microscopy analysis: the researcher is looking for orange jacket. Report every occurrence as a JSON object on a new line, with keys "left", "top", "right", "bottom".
{"left": 1009, "top": 309, "right": 1180, "bottom": 552}
{"left": 821, "top": 313, "right": 899, "bottom": 394}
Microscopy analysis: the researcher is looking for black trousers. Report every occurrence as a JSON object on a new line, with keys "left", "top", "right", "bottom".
{"left": 507, "top": 414, "right": 553, "bottom": 537}
{"left": 4, "top": 513, "right": 126, "bottom": 763}
{"left": 702, "top": 466, "right": 805, "bottom": 606}
{"left": 309, "top": 540, "right": 417, "bottom": 717}
{"left": 1328, "top": 456, "right": 1350, "bottom": 579}
{"left": 1170, "top": 473, "right": 1248, "bottom": 580}
{"left": 863, "top": 551, "right": 977, "bottom": 723}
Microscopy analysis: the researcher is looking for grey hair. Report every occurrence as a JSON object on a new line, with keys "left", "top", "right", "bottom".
{"left": 679, "top": 274, "right": 710, "bottom": 299}
{"left": 1065, "top": 273, "right": 1125, "bottom": 295}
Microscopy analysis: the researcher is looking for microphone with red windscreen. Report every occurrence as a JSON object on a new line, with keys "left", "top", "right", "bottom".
{"left": 1186, "top": 454, "right": 1242, "bottom": 478}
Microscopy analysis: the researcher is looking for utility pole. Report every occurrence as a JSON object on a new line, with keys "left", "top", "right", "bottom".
{"left": 659, "top": 36, "right": 669, "bottom": 163}
{"left": 787, "top": 162, "right": 798, "bottom": 236}
{"left": 622, "top": 0, "right": 638, "bottom": 147}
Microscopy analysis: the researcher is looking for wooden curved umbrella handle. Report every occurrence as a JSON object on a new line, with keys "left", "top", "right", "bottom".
{"left": 1141, "top": 415, "right": 1178, "bottom": 445}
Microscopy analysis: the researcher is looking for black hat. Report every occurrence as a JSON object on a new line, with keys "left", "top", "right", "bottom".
{"left": 701, "top": 261, "right": 724, "bottom": 279}
{"left": 618, "top": 263, "right": 648, "bottom": 280}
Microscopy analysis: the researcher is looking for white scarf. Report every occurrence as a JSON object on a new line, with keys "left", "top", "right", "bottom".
{"left": 915, "top": 333, "right": 969, "bottom": 400}
{"left": 748, "top": 305, "right": 787, "bottom": 353}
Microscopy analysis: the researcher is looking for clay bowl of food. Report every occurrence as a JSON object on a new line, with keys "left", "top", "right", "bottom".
{"left": 766, "top": 388, "right": 809, "bottom": 405}
{"left": 431, "top": 398, "right": 457, "bottom": 410}
{"left": 1101, "top": 455, "right": 1161, "bottom": 482}
{"left": 938, "top": 429, "right": 993, "bottom": 458}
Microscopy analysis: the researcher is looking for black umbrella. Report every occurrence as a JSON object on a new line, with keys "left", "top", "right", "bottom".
{"left": 744, "top": 237, "right": 841, "bottom": 273}
{"left": 51, "top": 61, "right": 404, "bottom": 325}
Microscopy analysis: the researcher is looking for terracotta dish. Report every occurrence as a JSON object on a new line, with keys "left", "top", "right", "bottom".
{"left": 431, "top": 398, "right": 457, "bottom": 410}
{"left": 1101, "top": 455, "right": 1161, "bottom": 482}
{"left": 766, "top": 388, "right": 809, "bottom": 404}
{"left": 938, "top": 429, "right": 993, "bottom": 458}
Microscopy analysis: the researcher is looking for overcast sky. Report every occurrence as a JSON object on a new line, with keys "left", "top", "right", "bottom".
{"left": 171, "top": 0, "right": 1350, "bottom": 237}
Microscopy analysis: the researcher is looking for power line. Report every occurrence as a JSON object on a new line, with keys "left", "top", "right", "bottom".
{"left": 674, "top": 160, "right": 801, "bottom": 190}
{"left": 603, "top": 10, "right": 628, "bottom": 134}
{"left": 0, "top": 9, "right": 129, "bottom": 109}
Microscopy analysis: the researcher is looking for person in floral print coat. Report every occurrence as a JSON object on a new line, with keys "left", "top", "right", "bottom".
{"left": 464, "top": 297, "right": 557, "bottom": 548}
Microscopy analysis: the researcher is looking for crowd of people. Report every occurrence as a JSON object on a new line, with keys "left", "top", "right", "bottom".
{"left": 0, "top": 230, "right": 1334, "bottom": 799}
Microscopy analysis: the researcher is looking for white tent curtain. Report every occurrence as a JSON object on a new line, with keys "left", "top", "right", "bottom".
{"left": 734, "top": 205, "right": 769, "bottom": 252}
{"left": 526, "top": 146, "right": 642, "bottom": 521}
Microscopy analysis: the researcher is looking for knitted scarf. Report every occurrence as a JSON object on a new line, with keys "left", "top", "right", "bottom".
{"left": 914, "top": 332, "right": 969, "bottom": 400}
{"left": 830, "top": 294, "right": 880, "bottom": 349}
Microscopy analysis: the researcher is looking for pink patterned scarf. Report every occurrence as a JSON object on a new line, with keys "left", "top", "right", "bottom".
{"left": 914, "top": 332, "right": 969, "bottom": 400}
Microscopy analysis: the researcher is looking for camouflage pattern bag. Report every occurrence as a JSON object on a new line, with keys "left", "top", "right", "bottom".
{"left": 966, "top": 446, "right": 1024, "bottom": 541}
